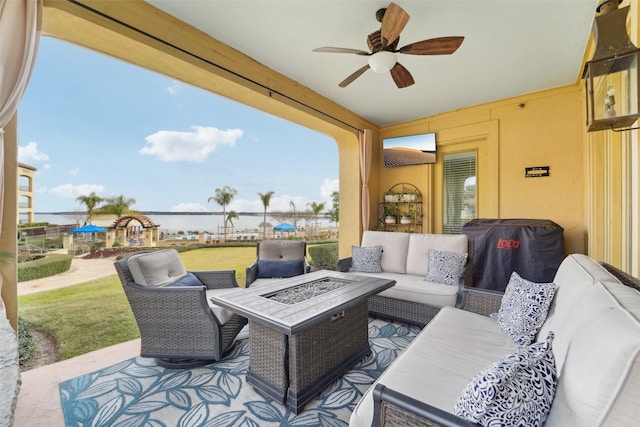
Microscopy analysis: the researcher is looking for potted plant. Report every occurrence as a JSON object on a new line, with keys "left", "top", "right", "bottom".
{"left": 383, "top": 205, "right": 398, "bottom": 224}
{"left": 400, "top": 206, "right": 414, "bottom": 224}
{"left": 402, "top": 187, "right": 418, "bottom": 202}
{"left": 400, "top": 215, "right": 413, "bottom": 225}
{"left": 384, "top": 190, "right": 401, "bottom": 203}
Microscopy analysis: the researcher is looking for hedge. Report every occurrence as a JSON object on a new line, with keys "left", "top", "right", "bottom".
{"left": 308, "top": 243, "right": 339, "bottom": 270}
{"left": 18, "top": 253, "right": 73, "bottom": 282}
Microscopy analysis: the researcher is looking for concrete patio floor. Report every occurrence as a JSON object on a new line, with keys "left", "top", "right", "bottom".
{"left": 14, "top": 255, "right": 139, "bottom": 426}
{"left": 14, "top": 339, "right": 140, "bottom": 426}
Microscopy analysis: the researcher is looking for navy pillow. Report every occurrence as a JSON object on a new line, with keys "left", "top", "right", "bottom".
{"left": 257, "top": 259, "right": 304, "bottom": 279}
{"left": 167, "top": 272, "right": 203, "bottom": 287}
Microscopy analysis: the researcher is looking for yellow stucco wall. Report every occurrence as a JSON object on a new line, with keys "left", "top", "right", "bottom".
{"left": 376, "top": 85, "right": 586, "bottom": 255}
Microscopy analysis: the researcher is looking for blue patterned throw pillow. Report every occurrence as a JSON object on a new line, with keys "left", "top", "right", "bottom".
{"left": 490, "top": 271, "right": 556, "bottom": 347}
{"left": 454, "top": 332, "right": 557, "bottom": 427}
{"left": 425, "top": 249, "right": 467, "bottom": 286}
{"left": 349, "top": 245, "right": 383, "bottom": 273}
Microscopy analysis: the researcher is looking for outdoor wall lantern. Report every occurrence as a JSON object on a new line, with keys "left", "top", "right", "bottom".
{"left": 583, "top": 0, "right": 640, "bottom": 132}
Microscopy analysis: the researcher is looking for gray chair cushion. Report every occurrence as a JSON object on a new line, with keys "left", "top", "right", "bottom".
{"left": 258, "top": 240, "right": 306, "bottom": 261}
{"left": 127, "top": 249, "right": 187, "bottom": 287}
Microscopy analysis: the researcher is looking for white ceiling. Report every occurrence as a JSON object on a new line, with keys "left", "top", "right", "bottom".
{"left": 146, "top": 0, "right": 598, "bottom": 127}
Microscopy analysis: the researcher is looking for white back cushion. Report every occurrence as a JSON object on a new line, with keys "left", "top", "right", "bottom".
{"left": 361, "top": 231, "right": 410, "bottom": 273}
{"left": 540, "top": 254, "right": 640, "bottom": 426}
{"left": 127, "top": 249, "right": 187, "bottom": 287}
{"left": 406, "top": 233, "right": 468, "bottom": 276}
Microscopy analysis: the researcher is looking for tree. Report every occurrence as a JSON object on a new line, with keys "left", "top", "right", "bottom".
{"left": 101, "top": 194, "right": 136, "bottom": 217}
{"left": 75, "top": 191, "right": 103, "bottom": 223}
{"left": 307, "top": 201, "right": 325, "bottom": 235}
{"left": 258, "top": 191, "right": 275, "bottom": 239}
{"left": 208, "top": 185, "right": 237, "bottom": 241}
{"left": 289, "top": 200, "right": 299, "bottom": 227}
{"left": 226, "top": 210, "right": 239, "bottom": 228}
{"left": 327, "top": 191, "right": 339, "bottom": 227}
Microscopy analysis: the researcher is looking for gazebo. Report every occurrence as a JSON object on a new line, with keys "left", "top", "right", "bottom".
{"left": 109, "top": 214, "right": 160, "bottom": 248}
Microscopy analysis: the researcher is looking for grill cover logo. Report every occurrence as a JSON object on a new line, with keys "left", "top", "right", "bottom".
{"left": 497, "top": 238, "right": 520, "bottom": 249}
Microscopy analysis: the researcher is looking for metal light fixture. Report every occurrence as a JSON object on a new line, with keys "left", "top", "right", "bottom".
{"left": 583, "top": 0, "right": 640, "bottom": 132}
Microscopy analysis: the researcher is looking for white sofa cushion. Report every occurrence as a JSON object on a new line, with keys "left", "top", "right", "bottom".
{"left": 406, "top": 233, "right": 468, "bottom": 276}
{"left": 127, "top": 249, "right": 187, "bottom": 287}
{"left": 356, "top": 272, "right": 459, "bottom": 307}
{"left": 537, "top": 255, "right": 640, "bottom": 426}
{"left": 361, "top": 231, "right": 410, "bottom": 274}
{"left": 349, "top": 307, "right": 518, "bottom": 427}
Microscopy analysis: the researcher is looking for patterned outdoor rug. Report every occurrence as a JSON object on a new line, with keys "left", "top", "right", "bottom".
{"left": 59, "top": 318, "right": 420, "bottom": 427}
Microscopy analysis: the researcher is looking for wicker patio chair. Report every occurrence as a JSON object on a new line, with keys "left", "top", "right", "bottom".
{"left": 245, "top": 240, "right": 311, "bottom": 287}
{"left": 114, "top": 249, "right": 247, "bottom": 368}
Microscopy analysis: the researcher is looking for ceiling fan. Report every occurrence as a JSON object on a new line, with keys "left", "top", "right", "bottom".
{"left": 313, "top": 2, "right": 464, "bottom": 89}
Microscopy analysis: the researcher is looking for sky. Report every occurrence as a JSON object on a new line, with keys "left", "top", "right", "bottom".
{"left": 18, "top": 37, "right": 339, "bottom": 214}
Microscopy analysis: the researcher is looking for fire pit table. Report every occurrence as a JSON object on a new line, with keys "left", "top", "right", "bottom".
{"left": 210, "top": 270, "right": 395, "bottom": 413}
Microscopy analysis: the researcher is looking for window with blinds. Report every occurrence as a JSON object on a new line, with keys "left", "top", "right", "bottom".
{"left": 443, "top": 151, "right": 477, "bottom": 234}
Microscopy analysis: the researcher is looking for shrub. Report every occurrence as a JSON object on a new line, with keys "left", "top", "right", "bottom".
{"left": 18, "top": 316, "right": 35, "bottom": 365}
{"left": 309, "top": 243, "right": 339, "bottom": 270}
{"left": 18, "top": 253, "right": 73, "bottom": 282}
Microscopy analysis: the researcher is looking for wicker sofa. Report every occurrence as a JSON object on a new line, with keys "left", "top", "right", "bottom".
{"left": 349, "top": 254, "right": 640, "bottom": 426}
{"left": 338, "top": 231, "right": 472, "bottom": 326}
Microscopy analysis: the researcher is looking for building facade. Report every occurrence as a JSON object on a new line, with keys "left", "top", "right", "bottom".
{"left": 17, "top": 162, "right": 36, "bottom": 225}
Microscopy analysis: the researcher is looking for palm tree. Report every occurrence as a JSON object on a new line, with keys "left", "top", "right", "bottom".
{"left": 307, "top": 201, "right": 325, "bottom": 235}
{"left": 208, "top": 185, "right": 237, "bottom": 241}
{"left": 226, "top": 210, "right": 239, "bottom": 229}
{"left": 75, "top": 191, "right": 103, "bottom": 223}
{"left": 289, "top": 200, "right": 298, "bottom": 227}
{"left": 327, "top": 191, "right": 339, "bottom": 227}
{"left": 258, "top": 191, "right": 275, "bottom": 239}
{"left": 102, "top": 195, "right": 136, "bottom": 217}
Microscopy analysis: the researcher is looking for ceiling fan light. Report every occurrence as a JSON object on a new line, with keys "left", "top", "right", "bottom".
{"left": 368, "top": 51, "right": 397, "bottom": 73}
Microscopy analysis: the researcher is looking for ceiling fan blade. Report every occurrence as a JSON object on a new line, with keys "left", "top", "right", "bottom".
{"left": 390, "top": 62, "right": 414, "bottom": 88}
{"left": 339, "top": 65, "right": 370, "bottom": 88}
{"left": 367, "top": 30, "right": 383, "bottom": 52}
{"left": 313, "top": 47, "right": 370, "bottom": 55}
{"left": 398, "top": 36, "right": 464, "bottom": 55}
{"left": 381, "top": 2, "right": 409, "bottom": 47}
{"left": 368, "top": 30, "right": 399, "bottom": 53}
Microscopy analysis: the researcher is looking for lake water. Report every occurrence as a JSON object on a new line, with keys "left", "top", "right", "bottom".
{"left": 34, "top": 213, "right": 333, "bottom": 236}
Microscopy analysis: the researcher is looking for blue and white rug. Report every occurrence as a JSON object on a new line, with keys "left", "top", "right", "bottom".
{"left": 59, "top": 318, "right": 420, "bottom": 427}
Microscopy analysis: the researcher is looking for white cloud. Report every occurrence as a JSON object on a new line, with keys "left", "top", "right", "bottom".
{"left": 50, "top": 184, "right": 105, "bottom": 199}
{"left": 229, "top": 198, "right": 263, "bottom": 212}
{"left": 18, "top": 141, "right": 49, "bottom": 164}
{"left": 167, "top": 81, "right": 181, "bottom": 95}
{"left": 170, "top": 203, "right": 210, "bottom": 212}
{"left": 320, "top": 178, "right": 339, "bottom": 201}
{"left": 140, "top": 126, "right": 243, "bottom": 162}
{"left": 69, "top": 168, "right": 79, "bottom": 176}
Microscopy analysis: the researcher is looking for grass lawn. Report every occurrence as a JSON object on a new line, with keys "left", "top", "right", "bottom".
{"left": 18, "top": 246, "right": 258, "bottom": 360}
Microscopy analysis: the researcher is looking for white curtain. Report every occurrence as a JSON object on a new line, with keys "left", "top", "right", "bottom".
{"left": 359, "top": 129, "right": 372, "bottom": 232}
{"left": 0, "top": 0, "right": 42, "bottom": 311}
